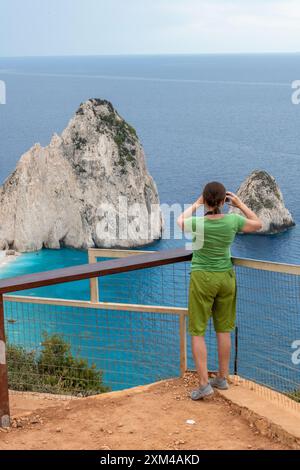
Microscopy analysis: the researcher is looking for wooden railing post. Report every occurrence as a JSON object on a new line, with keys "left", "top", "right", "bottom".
{"left": 179, "top": 313, "right": 187, "bottom": 377}
{"left": 87, "top": 248, "right": 156, "bottom": 304}
{"left": 88, "top": 250, "right": 99, "bottom": 303}
{"left": 0, "top": 294, "right": 10, "bottom": 428}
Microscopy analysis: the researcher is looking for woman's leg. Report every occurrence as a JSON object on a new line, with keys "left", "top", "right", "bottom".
{"left": 191, "top": 336, "right": 209, "bottom": 386}
{"left": 216, "top": 332, "right": 231, "bottom": 378}
{"left": 213, "top": 271, "right": 236, "bottom": 379}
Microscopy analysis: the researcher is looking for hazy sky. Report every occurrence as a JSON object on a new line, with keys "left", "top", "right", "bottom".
{"left": 1, "top": 0, "right": 299, "bottom": 57}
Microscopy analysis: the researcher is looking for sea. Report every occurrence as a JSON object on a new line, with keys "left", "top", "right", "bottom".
{"left": 0, "top": 54, "right": 299, "bottom": 391}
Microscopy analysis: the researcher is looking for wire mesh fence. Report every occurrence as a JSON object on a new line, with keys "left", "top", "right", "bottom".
{"left": 96, "top": 257, "right": 190, "bottom": 307}
{"left": 2, "top": 251, "right": 300, "bottom": 403}
{"left": 234, "top": 265, "right": 300, "bottom": 401}
{"left": 4, "top": 299, "right": 182, "bottom": 394}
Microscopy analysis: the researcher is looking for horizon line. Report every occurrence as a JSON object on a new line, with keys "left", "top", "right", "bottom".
{"left": 1, "top": 51, "right": 300, "bottom": 60}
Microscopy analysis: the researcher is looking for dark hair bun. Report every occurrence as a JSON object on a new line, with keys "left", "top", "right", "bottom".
{"left": 203, "top": 182, "right": 226, "bottom": 209}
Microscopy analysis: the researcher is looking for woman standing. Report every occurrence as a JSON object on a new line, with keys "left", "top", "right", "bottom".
{"left": 177, "top": 182, "right": 262, "bottom": 400}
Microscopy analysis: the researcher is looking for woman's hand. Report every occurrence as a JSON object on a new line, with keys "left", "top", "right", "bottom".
{"left": 226, "top": 191, "right": 242, "bottom": 208}
{"left": 177, "top": 194, "right": 204, "bottom": 231}
{"left": 226, "top": 191, "right": 262, "bottom": 232}
{"left": 195, "top": 194, "right": 204, "bottom": 206}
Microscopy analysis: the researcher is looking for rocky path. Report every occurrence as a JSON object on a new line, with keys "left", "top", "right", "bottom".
{"left": 0, "top": 375, "right": 287, "bottom": 450}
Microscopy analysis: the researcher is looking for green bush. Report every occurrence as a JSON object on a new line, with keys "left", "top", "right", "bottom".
{"left": 7, "top": 333, "right": 110, "bottom": 397}
{"left": 7, "top": 343, "right": 39, "bottom": 392}
{"left": 286, "top": 390, "right": 300, "bottom": 403}
{"left": 72, "top": 131, "right": 87, "bottom": 150}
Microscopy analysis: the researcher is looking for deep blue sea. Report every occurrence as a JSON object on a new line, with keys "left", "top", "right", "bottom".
{"left": 0, "top": 55, "right": 299, "bottom": 391}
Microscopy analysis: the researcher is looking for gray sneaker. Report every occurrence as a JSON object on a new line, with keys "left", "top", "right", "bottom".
{"left": 190, "top": 383, "right": 214, "bottom": 401}
{"left": 209, "top": 376, "right": 229, "bottom": 390}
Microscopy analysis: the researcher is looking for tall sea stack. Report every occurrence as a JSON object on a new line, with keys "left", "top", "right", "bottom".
{"left": 230, "top": 170, "right": 295, "bottom": 234}
{"left": 0, "top": 99, "right": 163, "bottom": 252}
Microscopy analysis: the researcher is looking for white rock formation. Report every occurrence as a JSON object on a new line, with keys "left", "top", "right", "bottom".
{"left": 230, "top": 170, "right": 295, "bottom": 234}
{"left": 0, "top": 99, "right": 162, "bottom": 252}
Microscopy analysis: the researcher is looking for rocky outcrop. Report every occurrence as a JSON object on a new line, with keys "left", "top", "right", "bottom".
{"left": 0, "top": 99, "right": 162, "bottom": 252}
{"left": 0, "top": 239, "right": 9, "bottom": 251}
{"left": 230, "top": 170, "right": 295, "bottom": 234}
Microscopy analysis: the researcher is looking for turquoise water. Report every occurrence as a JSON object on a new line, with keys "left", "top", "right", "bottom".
{"left": 0, "top": 248, "right": 90, "bottom": 298}
{"left": 0, "top": 54, "right": 299, "bottom": 391}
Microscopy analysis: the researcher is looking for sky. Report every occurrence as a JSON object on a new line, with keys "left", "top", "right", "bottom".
{"left": 0, "top": 0, "right": 299, "bottom": 57}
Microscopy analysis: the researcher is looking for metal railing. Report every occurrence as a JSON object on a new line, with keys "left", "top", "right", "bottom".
{"left": 0, "top": 247, "right": 299, "bottom": 427}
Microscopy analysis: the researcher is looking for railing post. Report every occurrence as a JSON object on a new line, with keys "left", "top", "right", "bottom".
{"left": 234, "top": 326, "right": 239, "bottom": 376}
{"left": 88, "top": 250, "right": 99, "bottom": 303}
{"left": 179, "top": 313, "right": 187, "bottom": 377}
{"left": 0, "top": 294, "right": 10, "bottom": 428}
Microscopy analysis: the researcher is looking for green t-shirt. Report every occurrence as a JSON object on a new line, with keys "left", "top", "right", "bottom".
{"left": 184, "top": 213, "right": 246, "bottom": 272}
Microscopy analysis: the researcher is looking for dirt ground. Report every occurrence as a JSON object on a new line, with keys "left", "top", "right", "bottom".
{"left": 0, "top": 374, "right": 288, "bottom": 450}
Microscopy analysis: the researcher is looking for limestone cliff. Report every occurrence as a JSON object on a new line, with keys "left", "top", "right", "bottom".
{"left": 0, "top": 99, "right": 162, "bottom": 252}
{"left": 230, "top": 170, "right": 295, "bottom": 234}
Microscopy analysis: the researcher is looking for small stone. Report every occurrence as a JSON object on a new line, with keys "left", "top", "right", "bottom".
{"left": 30, "top": 418, "right": 40, "bottom": 424}
{"left": 175, "top": 440, "right": 185, "bottom": 446}
{"left": 255, "top": 419, "right": 269, "bottom": 435}
{"left": 55, "top": 428, "right": 62, "bottom": 433}
{"left": 186, "top": 420, "right": 196, "bottom": 425}
{"left": 100, "top": 445, "right": 111, "bottom": 450}
{"left": 6, "top": 250, "right": 15, "bottom": 256}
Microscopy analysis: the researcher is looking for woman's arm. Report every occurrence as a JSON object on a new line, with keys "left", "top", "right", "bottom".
{"left": 226, "top": 191, "right": 262, "bottom": 233}
{"left": 177, "top": 195, "right": 204, "bottom": 231}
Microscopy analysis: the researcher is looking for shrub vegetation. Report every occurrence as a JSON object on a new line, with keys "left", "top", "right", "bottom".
{"left": 7, "top": 333, "right": 110, "bottom": 396}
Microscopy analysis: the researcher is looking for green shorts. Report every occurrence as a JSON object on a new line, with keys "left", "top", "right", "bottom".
{"left": 188, "top": 269, "right": 237, "bottom": 336}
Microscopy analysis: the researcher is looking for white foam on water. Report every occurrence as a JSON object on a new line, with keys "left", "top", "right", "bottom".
{"left": 0, "top": 69, "right": 290, "bottom": 87}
